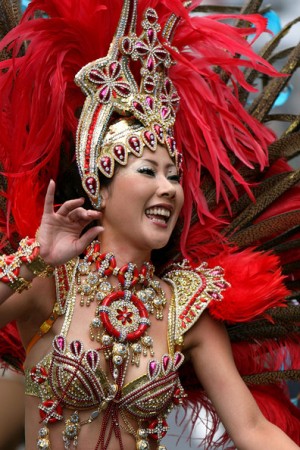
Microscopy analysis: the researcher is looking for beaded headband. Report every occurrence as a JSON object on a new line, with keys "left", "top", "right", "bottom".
{"left": 75, "top": 0, "right": 183, "bottom": 209}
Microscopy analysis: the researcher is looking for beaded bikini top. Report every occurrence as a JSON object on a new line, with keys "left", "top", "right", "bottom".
{"left": 25, "top": 258, "right": 228, "bottom": 450}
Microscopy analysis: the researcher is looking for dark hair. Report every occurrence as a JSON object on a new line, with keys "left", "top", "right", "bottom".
{"left": 55, "top": 159, "right": 113, "bottom": 209}
{"left": 55, "top": 159, "right": 182, "bottom": 269}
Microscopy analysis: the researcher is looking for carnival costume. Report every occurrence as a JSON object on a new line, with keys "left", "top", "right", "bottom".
{"left": 0, "top": 0, "right": 300, "bottom": 449}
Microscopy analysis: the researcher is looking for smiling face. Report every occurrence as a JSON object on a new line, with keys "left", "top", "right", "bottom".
{"left": 99, "top": 144, "right": 184, "bottom": 259}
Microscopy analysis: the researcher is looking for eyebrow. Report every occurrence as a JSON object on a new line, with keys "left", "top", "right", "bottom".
{"left": 141, "top": 159, "right": 176, "bottom": 170}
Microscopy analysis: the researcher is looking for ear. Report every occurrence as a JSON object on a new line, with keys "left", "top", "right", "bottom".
{"left": 99, "top": 186, "right": 109, "bottom": 209}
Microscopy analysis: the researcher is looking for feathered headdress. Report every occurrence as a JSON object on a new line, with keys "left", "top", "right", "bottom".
{"left": 0, "top": 0, "right": 278, "bottom": 248}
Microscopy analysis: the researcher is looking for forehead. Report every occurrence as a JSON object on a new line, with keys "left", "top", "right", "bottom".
{"left": 128, "top": 144, "right": 176, "bottom": 168}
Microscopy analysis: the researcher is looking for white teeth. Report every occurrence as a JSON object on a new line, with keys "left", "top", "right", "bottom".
{"left": 145, "top": 207, "right": 171, "bottom": 218}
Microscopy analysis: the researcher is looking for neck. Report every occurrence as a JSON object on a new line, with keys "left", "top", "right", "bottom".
{"left": 97, "top": 234, "right": 152, "bottom": 269}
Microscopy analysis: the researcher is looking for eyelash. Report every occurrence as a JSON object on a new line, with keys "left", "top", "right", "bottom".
{"left": 137, "top": 167, "right": 180, "bottom": 182}
{"left": 138, "top": 167, "right": 156, "bottom": 176}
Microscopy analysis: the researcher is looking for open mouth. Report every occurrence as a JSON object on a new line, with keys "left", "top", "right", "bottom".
{"left": 145, "top": 207, "right": 171, "bottom": 225}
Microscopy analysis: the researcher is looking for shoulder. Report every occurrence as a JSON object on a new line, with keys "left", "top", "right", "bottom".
{"left": 163, "top": 260, "right": 229, "bottom": 344}
{"left": 52, "top": 258, "right": 78, "bottom": 314}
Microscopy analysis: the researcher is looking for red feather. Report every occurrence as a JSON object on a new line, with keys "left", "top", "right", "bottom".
{"left": 207, "top": 249, "right": 289, "bottom": 323}
{"left": 0, "top": 322, "right": 25, "bottom": 372}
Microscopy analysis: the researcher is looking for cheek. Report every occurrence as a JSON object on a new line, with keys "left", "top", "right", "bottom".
{"left": 176, "top": 187, "right": 184, "bottom": 212}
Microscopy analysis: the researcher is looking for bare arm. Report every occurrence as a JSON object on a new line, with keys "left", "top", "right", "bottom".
{"left": 0, "top": 180, "right": 103, "bottom": 309}
{"left": 184, "top": 311, "right": 299, "bottom": 450}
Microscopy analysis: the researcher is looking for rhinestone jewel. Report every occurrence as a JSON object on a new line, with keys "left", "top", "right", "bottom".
{"left": 65, "top": 424, "right": 77, "bottom": 438}
{"left": 92, "top": 318, "right": 101, "bottom": 328}
{"left": 112, "top": 343, "right": 127, "bottom": 356}
{"left": 132, "top": 343, "right": 142, "bottom": 354}
{"left": 113, "top": 355, "right": 123, "bottom": 365}
{"left": 142, "top": 335, "right": 153, "bottom": 347}
{"left": 102, "top": 335, "right": 113, "bottom": 346}
{"left": 38, "top": 427, "right": 49, "bottom": 438}
{"left": 87, "top": 273, "right": 98, "bottom": 284}
{"left": 137, "top": 428, "right": 148, "bottom": 439}
{"left": 37, "top": 439, "right": 50, "bottom": 450}
{"left": 78, "top": 262, "right": 89, "bottom": 274}
{"left": 136, "top": 440, "right": 150, "bottom": 450}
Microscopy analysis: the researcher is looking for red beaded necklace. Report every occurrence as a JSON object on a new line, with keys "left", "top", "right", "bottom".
{"left": 76, "top": 241, "right": 167, "bottom": 369}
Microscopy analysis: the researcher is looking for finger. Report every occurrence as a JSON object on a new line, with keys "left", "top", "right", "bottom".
{"left": 57, "top": 197, "right": 85, "bottom": 217}
{"left": 43, "top": 180, "right": 56, "bottom": 215}
{"left": 76, "top": 226, "right": 104, "bottom": 253}
{"left": 68, "top": 208, "right": 101, "bottom": 224}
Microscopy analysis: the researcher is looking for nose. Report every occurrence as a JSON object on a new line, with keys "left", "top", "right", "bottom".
{"left": 156, "top": 175, "right": 176, "bottom": 199}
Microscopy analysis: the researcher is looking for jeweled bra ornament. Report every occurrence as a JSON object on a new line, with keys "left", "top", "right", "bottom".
{"left": 75, "top": 0, "right": 184, "bottom": 209}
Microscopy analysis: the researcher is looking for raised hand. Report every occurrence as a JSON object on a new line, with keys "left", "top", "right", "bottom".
{"left": 37, "top": 180, "right": 103, "bottom": 266}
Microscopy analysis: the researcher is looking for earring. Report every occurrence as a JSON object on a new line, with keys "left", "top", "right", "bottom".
{"left": 91, "top": 194, "right": 103, "bottom": 211}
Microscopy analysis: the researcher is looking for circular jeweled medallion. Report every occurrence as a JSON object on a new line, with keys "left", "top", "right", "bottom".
{"left": 99, "top": 290, "right": 150, "bottom": 341}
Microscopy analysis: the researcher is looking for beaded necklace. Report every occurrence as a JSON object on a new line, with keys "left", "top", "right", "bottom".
{"left": 76, "top": 241, "right": 167, "bottom": 372}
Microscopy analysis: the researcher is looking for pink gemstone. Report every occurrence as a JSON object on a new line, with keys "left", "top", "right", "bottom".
{"left": 115, "top": 83, "right": 131, "bottom": 96}
{"left": 171, "top": 92, "right": 180, "bottom": 104}
{"left": 212, "top": 269, "right": 223, "bottom": 276}
{"left": 135, "top": 41, "right": 148, "bottom": 55}
{"left": 146, "top": 96, "right": 154, "bottom": 109}
{"left": 109, "top": 61, "right": 120, "bottom": 78}
{"left": 144, "top": 130, "right": 155, "bottom": 147}
{"left": 167, "top": 136, "right": 177, "bottom": 155}
{"left": 155, "top": 48, "right": 167, "bottom": 61}
{"left": 208, "top": 291, "right": 221, "bottom": 300}
{"left": 89, "top": 69, "right": 103, "bottom": 83}
{"left": 149, "top": 360, "right": 157, "bottom": 377}
{"left": 145, "top": 84, "right": 154, "bottom": 92}
{"left": 147, "top": 28, "right": 155, "bottom": 45}
{"left": 122, "top": 37, "right": 132, "bottom": 54}
{"left": 86, "top": 350, "right": 99, "bottom": 370}
{"left": 174, "top": 352, "right": 183, "bottom": 368}
{"left": 133, "top": 101, "right": 145, "bottom": 115}
{"left": 144, "top": 75, "right": 154, "bottom": 91}
{"left": 165, "top": 79, "right": 171, "bottom": 94}
{"left": 145, "top": 9, "right": 157, "bottom": 24}
{"left": 99, "top": 85, "right": 110, "bottom": 102}
{"left": 54, "top": 335, "right": 65, "bottom": 352}
{"left": 153, "top": 124, "right": 163, "bottom": 140}
{"left": 163, "top": 355, "right": 170, "bottom": 371}
{"left": 161, "top": 107, "right": 170, "bottom": 119}
{"left": 70, "top": 340, "right": 82, "bottom": 357}
{"left": 147, "top": 56, "right": 155, "bottom": 72}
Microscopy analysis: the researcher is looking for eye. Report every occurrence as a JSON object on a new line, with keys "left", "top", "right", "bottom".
{"left": 137, "top": 167, "right": 156, "bottom": 176}
{"left": 168, "top": 174, "right": 180, "bottom": 182}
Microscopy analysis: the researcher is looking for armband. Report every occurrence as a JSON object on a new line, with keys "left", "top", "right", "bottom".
{"left": 0, "top": 237, "right": 54, "bottom": 293}
{"left": 18, "top": 237, "right": 54, "bottom": 278}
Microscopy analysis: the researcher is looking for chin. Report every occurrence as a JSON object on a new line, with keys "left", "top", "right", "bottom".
{"left": 136, "top": 227, "right": 174, "bottom": 252}
{"left": 149, "top": 237, "right": 171, "bottom": 251}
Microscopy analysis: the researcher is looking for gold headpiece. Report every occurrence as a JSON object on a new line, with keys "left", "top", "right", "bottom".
{"left": 75, "top": 0, "right": 182, "bottom": 209}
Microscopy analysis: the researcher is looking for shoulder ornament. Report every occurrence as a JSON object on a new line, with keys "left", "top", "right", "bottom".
{"left": 55, "top": 258, "right": 78, "bottom": 315}
{"left": 163, "top": 261, "right": 229, "bottom": 341}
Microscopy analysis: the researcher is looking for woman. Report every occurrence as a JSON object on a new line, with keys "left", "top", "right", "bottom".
{"left": 0, "top": 146, "right": 298, "bottom": 449}
{"left": 0, "top": 0, "right": 299, "bottom": 449}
